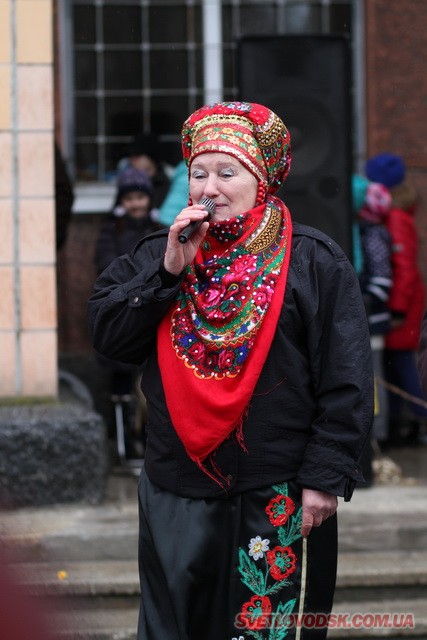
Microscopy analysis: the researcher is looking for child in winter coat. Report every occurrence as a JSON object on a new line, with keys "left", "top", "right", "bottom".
{"left": 95, "top": 167, "right": 162, "bottom": 274}
{"left": 366, "top": 153, "right": 427, "bottom": 444}
{"left": 95, "top": 167, "right": 163, "bottom": 460}
{"left": 357, "top": 181, "right": 393, "bottom": 445}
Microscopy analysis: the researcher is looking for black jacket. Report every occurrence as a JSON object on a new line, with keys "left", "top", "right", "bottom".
{"left": 95, "top": 213, "right": 162, "bottom": 275}
{"left": 88, "top": 223, "right": 373, "bottom": 501}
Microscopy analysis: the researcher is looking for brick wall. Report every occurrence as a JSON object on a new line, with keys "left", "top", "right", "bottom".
{"left": 365, "top": 0, "right": 427, "bottom": 284}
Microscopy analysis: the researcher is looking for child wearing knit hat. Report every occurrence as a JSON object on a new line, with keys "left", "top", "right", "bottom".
{"left": 94, "top": 167, "right": 164, "bottom": 463}
{"left": 365, "top": 152, "right": 405, "bottom": 188}
{"left": 365, "top": 153, "right": 427, "bottom": 445}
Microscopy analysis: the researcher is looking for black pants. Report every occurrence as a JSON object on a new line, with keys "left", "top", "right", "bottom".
{"left": 137, "top": 471, "right": 337, "bottom": 640}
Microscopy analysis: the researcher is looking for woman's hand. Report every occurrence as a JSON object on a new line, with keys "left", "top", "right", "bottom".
{"left": 301, "top": 488, "right": 338, "bottom": 537}
{"left": 163, "top": 204, "right": 210, "bottom": 275}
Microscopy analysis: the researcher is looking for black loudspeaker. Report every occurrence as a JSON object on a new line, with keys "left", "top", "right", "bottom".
{"left": 238, "top": 35, "right": 353, "bottom": 258}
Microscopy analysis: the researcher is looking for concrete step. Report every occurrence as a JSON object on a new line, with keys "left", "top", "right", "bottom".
{"left": 0, "top": 502, "right": 139, "bottom": 562}
{"left": 50, "top": 603, "right": 139, "bottom": 640}
{"left": 14, "top": 551, "right": 427, "bottom": 599}
{"left": 338, "top": 484, "right": 427, "bottom": 553}
{"left": 337, "top": 550, "right": 427, "bottom": 589}
{"left": 10, "top": 553, "right": 427, "bottom": 639}
{"left": 2, "top": 485, "right": 427, "bottom": 566}
{"left": 34, "top": 598, "right": 427, "bottom": 640}
{"left": 14, "top": 560, "right": 140, "bottom": 598}
{"left": 54, "top": 601, "right": 427, "bottom": 640}
{"left": 330, "top": 598, "right": 427, "bottom": 639}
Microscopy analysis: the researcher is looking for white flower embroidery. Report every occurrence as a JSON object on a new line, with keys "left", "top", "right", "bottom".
{"left": 231, "top": 637, "right": 245, "bottom": 640}
{"left": 248, "top": 535, "right": 270, "bottom": 560}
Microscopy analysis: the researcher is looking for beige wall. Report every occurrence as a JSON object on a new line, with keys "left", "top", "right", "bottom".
{"left": 0, "top": 0, "right": 57, "bottom": 397}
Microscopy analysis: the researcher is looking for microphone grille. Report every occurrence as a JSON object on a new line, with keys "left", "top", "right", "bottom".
{"left": 198, "top": 196, "right": 216, "bottom": 216}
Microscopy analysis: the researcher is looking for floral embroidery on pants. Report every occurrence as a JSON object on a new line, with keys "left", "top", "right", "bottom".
{"left": 233, "top": 482, "right": 303, "bottom": 640}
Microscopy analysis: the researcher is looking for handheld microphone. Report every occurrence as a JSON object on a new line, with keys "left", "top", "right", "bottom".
{"left": 178, "top": 196, "right": 216, "bottom": 244}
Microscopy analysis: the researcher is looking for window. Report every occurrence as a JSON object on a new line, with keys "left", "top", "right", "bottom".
{"left": 72, "top": 0, "right": 203, "bottom": 181}
{"left": 68, "top": 0, "right": 358, "bottom": 185}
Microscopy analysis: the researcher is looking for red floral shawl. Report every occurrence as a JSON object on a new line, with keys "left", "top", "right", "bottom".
{"left": 157, "top": 196, "right": 292, "bottom": 476}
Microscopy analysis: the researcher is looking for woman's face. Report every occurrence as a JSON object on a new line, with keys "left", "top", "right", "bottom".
{"left": 121, "top": 191, "right": 151, "bottom": 219}
{"left": 189, "top": 152, "right": 258, "bottom": 220}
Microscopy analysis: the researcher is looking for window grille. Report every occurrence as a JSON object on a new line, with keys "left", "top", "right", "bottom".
{"left": 71, "top": 0, "right": 355, "bottom": 182}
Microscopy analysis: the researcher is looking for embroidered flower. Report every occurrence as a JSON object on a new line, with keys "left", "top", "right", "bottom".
{"left": 234, "top": 253, "right": 258, "bottom": 274}
{"left": 218, "top": 349, "right": 236, "bottom": 371}
{"left": 266, "top": 545, "right": 297, "bottom": 581}
{"left": 222, "top": 271, "right": 248, "bottom": 288}
{"left": 265, "top": 494, "right": 295, "bottom": 526}
{"left": 200, "top": 283, "right": 226, "bottom": 307}
{"left": 240, "top": 595, "right": 272, "bottom": 630}
{"left": 248, "top": 535, "right": 270, "bottom": 560}
{"left": 187, "top": 341, "right": 205, "bottom": 362}
{"left": 175, "top": 313, "right": 193, "bottom": 333}
{"left": 205, "top": 306, "right": 232, "bottom": 322}
{"left": 253, "top": 283, "right": 274, "bottom": 309}
{"left": 222, "top": 255, "right": 257, "bottom": 287}
{"left": 179, "top": 332, "right": 198, "bottom": 348}
{"left": 235, "top": 343, "right": 249, "bottom": 364}
{"left": 205, "top": 350, "right": 218, "bottom": 368}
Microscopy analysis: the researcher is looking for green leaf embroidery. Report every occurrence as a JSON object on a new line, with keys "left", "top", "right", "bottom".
{"left": 268, "top": 598, "right": 297, "bottom": 640}
{"left": 264, "top": 579, "right": 291, "bottom": 596}
{"left": 238, "top": 548, "right": 266, "bottom": 595}
{"left": 272, "top": 482, "right": 288, "bottom": 496}
{"left": 246, "top": 630, "right": 265, "bottom": 640}
{"left": 278, "top": 507, "right": 302, "bottom": 547}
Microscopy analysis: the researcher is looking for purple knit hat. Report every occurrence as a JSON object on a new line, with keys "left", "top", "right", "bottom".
{"left": 116, "top": 167, "right": 153, "bottom": 201}
{"left": 365, "top": 153, "right": 405, "bottom": 188}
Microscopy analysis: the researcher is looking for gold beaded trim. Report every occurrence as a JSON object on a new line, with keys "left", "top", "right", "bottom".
{"left": 245, "top": 203, "right": 283, "bottom": 254}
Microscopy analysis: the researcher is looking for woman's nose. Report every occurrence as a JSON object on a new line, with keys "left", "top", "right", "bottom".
{"left": 203, "top": 174, "right": 220, "bottom": 197}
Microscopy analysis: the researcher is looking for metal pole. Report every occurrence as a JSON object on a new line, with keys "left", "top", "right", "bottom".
{"left": 202, "top": 0, "right": 223, "bottom": 104}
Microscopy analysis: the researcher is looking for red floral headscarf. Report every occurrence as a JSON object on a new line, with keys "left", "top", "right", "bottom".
{"left": 158, "top": 102, "right": 293, "bottom": 485}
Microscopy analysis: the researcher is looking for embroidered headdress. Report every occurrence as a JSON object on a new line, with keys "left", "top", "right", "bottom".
{"left": 158, "top": 102, "right": 293, "bottom": 486}
{"left": 181, "top": 102, "right": 291, "bottom": 193}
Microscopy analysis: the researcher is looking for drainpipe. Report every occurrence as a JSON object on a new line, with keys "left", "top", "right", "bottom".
{"left": 202, "top": 0, "right": 223, "bottom": 104}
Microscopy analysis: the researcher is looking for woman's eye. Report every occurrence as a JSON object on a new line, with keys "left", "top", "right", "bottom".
{"left": 191, "top": 171, "right": 206, "bottom": 179}
{"left": 221, "top": 169, "right": 234, "bottom": 178}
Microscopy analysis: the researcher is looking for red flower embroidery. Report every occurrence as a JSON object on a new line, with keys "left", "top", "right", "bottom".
{"left": 233, "top": 254, "right": 257, "bottom": 275}
{"left": 266, "top": 545, "right": 297, "bottom": 581}
{"left": 222, "top": 255, "right": 256, "bottom": 288}
{"left": 205, "top": 307, "right": 232, "bottom": 322}
{"left": 265, "top": 494, "right": 295, "bottom": 526}
{"left": 253, "top": 284, "right": 274, "bottom": 309}
{"left": 218, "top": 349, "right": 236, "bottom": 371}
{"left": 205, "top": 351, "right": 218, "bottom": 368}
{"left": 187, "top": 341, "right": 205, "bottom": 362}
{"left": 200, "top": 284, "right": 226, "bottom": 307}
{"left": 240, "top": 595, "right": 272, "bottom": 630}
{"left": 175, "top": 313, "right": 193, "bottom": 333}
{"left": 222, "top": 271, "right": 248, "bottom": 288}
